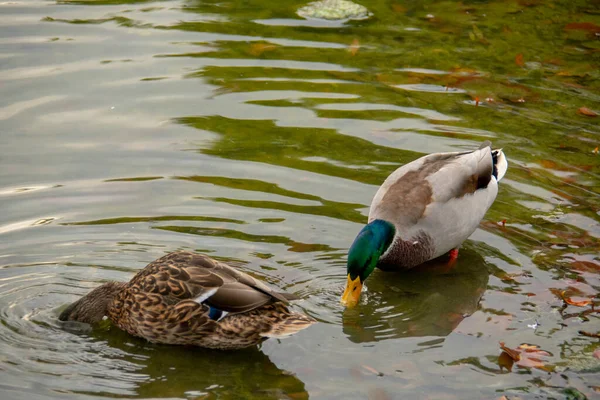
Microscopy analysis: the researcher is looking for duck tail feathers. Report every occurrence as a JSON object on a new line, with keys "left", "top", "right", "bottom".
{"left": 492, "top": 148, "right": 508, "bottom": 181}
{"left": 261, "top": 312, "right": 316, "bottom": 339}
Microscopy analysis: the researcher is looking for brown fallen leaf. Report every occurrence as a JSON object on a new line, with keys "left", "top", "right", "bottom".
{"left": 498, "top": 351, "right": 515, "bottom": 372}
{"left": 515, "top": 53, "right": 524, "bottom": 67}
{"left": 349, "top": 39, "right": 360, "bottom": 56}
{"left": 499, "top": 342, "right": 553, "bottom": 371}
{"left": 579, "top": 330, "right": 600, "bottom": 339}
{"left": 578, "top": 107, "right": 598, "bottom": 117}
{"left": 571, "top": 260, "right": 600, "bottom": 273}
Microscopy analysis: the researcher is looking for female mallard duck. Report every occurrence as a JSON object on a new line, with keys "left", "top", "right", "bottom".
{"left": 341, "top": 141, "right": 508, "bottom": 307}
{"left": 59, "top": 252, "right": 315, "bottom": 350}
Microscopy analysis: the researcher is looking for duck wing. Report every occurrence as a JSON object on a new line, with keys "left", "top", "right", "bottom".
{"left": 369, "top": 142, "right": 507, "bottom": 259}
{"left": 130, "top": 251, "right": 290, "bottom": 314}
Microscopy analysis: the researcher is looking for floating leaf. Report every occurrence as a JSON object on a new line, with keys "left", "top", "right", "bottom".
{"left": 578, "top": 107, "right": 598, "bottom": 117}
{"left": 498, "top": 351, "right": 515, "bottom": 372}
{"left": 571, "top": 260, "right": 600, "bottom": 273}
{"left": 349, "top": 38, "right": 360, "bottom": 56}
{"left": 561, "top": 291, "right": 593, "bottom": 307}
{"left": 517, "top": 344, "right": 551, "bottom": 356}
{"left": 499, "top": 342, "right": 521, "bottom": 361}
{"left": 579, "top": 330, "right": 600, "bottom": 339}
{"left": 515, "top": 53, "right": 524, "bottom": 67}
{"left": 499, "top": 342, "right": 553, "bottom": 371}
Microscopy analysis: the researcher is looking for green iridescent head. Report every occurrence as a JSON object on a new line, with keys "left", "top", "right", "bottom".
{"left": 341, "top": 219, "right": 395, "bottom": 307}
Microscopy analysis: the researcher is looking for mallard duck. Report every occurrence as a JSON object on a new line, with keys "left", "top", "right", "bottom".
{"left": 59, "top": 252, "right": 315, "bottom": 350}
{"left": 341, "top": 141, "right": 508, "bottom": 307}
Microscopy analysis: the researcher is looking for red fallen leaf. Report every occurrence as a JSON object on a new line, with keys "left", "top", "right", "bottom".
{"left": 561, "top": 290, "right": 593, "bottom": 307}
{"left": 499, "top": 342, "right": 521, "bottom": 361}
{"left": 564, "top": 22, "right": 600, "bottom": 34}
{"left": 515, "top": 53, "right": 524, "bottom": 67}
{"left": 578, "top": 107, "right": 598, "bottom": 117}
{"left": 517, "top": 355, "right": 547, "bottom": 369}
{"left": 518, "top": 343, "right": 551, "bottom": 356}
{"left": 348, "top": 38, "right": 360, "bottom": 56}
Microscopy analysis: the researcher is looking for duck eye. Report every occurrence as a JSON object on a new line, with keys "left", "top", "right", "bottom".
{"left": 352, "top": 286, "right": 357, "bottom": 292}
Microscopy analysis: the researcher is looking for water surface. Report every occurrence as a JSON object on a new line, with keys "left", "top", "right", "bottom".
{"left": 1, "top": 0, "right": 599, "bottom": 399}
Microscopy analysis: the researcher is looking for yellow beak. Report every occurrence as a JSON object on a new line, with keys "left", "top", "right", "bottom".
{"left": 341, "top": 274, "right": 363, "bottom": 308}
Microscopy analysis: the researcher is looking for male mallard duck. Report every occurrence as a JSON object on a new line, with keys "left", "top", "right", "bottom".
{"left": 341, "top": 141, "right": 508, "bottom": 307}
{"left": 59, "top": 252, "right": 315, "bottom": 350}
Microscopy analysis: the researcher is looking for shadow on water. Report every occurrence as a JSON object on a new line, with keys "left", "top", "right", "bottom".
{"left": 342, "top": 247, "right": 489, "bottom": 343}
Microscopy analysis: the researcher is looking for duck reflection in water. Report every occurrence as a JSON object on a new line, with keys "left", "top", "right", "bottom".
{"left": 342, "top": 246, "right": 489, "bottom": 343}
{"left": 90, "top": 326, "right": 309, "bottom": 399}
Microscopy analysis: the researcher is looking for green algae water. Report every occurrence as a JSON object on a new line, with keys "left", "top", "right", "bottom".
{"left": 0, "top": 0, "right": 599, "bottom": 398}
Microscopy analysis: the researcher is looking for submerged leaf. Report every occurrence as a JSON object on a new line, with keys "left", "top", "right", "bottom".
{"left": 349, "top": 38, "right": 360, "bottom": 56}
{"left": 515, "top": 53, "right": 524, "bottom": 67}
{"left": 578, "top": 107, "right": 598, "bottom": 117}
{"left": 248, "top": 42, "right": 277, "bottom": 57}
{"left": 564, "top": 22, "right": 600, "bottom": 34}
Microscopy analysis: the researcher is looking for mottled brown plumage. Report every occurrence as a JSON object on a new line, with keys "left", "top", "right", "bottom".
{"left": 59, "top": 252, "right": 315, "bottom": 350}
